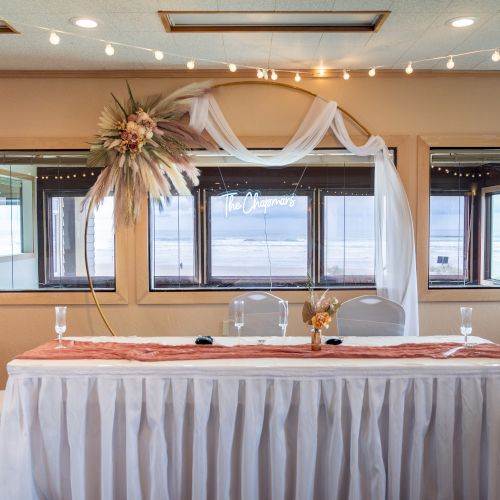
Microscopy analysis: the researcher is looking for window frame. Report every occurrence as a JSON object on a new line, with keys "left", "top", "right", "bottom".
{"left": 135, "top": 135, "right": 407, "bottom": 305}
{"left": 481, "top": 185, "right": 500, "bottom": 284}
{"left": 318, "top": 188, "right": 376, "bottom": 288}
{"left": 148, "top": 149, "right": 392, "bottom": 293}
{"left": 40, "top": 188, "right": 116, "bottom": 290}
{"left": 0, "top": 144, "right": 128, "bottom": 305}
{"left": 0, "top": 168, "right": 35, "bottom": 260}
{"left": 417, "top": 135, "right": 500, "bottom": 302}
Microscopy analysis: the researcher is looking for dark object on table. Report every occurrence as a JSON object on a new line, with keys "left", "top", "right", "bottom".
{"left": 195, "top": 335, "right": 214, "bottom": 345}
{"left": 325, "top": 337, "right": 343, "bottom": 345}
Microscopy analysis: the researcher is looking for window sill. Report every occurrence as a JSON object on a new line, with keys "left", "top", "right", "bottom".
{"left": 420, "top": 287, "right": 500, "bottom": 302}
{"left": 0, "top": 289, "right": 128, "bottom": 305}
{"left": 137, "top": 288, "right": 376, "bottom": 305}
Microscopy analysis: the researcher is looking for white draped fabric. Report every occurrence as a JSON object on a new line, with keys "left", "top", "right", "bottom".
{"left": 189, "top": 94, "right": 418, "bottom": 335}
{"left": 1, "top": 336, "right": 499, "bottom": 500}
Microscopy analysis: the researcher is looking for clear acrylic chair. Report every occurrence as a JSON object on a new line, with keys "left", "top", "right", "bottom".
{"left": 227, "top": 291, "right": 288, "bottom": 336}
{"left": 336, "top": 295, "right": 405, "bottom": 337}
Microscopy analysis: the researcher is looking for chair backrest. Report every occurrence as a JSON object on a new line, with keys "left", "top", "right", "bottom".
{"left": 336, "top": 295, "right": 405, "bottom": 337}
{"left": 227, "top": 291, "right": 287, "bottom": 336}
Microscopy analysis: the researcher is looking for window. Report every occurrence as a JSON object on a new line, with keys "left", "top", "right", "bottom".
{"left": 0, "top": 174, "right": 23, "bottom": 256}
{"left": 428, "top": 148, "right": 500, "bottom": 288}
{"left": 0, "top": 152, "right": 115, "bottom": 291}
{"left": 150, "top": 149, "right": 392, "bottom": 291}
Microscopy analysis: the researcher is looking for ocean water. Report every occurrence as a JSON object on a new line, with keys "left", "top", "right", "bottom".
{"left": 152, "top": 238, "right": 376, "bottom": 278}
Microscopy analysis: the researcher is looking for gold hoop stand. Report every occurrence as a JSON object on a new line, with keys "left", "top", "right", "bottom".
{"left": 83, "top": 80, "right": 373, "bottom": 337}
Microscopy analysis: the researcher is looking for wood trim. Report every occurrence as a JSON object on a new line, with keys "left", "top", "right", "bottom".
{"left": 0, "top": 138, "right": 91, "bottom": 149}
{"left": 417, "top": 135, "right": 500, "bottom": 302}
{"left": 0, "top": 69, "right": 499, "bottom": 79}
{"left": 158, "top": 10, "right": 390, "bottom": 33}
{"left": 0, "top": 19, "right": 20, "bottom": 34}
{"left": 136, "top": 135, "right": 410, "bottom": 305}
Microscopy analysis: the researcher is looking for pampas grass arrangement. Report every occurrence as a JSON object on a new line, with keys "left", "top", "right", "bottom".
{"left": 85, "top": 81, "right": 213, "bottom": 226}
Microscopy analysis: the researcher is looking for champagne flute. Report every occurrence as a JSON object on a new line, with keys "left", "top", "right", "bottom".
{"left": 234, "top": 300, "right": 245, "bottom": 340}
{"left": 54, "top": 306, "right": 67, "bottom": 349}
{"left": 278, "top": 300, "right": 288, "bottom": 337}
{"left": 460, "top": 306, "right": 472, "bottom": 348}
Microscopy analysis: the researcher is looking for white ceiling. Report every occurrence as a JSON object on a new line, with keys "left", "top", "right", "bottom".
{"left": 0, "top": 0, "right": 499, "bottom": 71}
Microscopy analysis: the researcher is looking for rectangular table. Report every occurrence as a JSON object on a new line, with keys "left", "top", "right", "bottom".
{"left": 1, "top": 335, "right": 499, "bottom": 500}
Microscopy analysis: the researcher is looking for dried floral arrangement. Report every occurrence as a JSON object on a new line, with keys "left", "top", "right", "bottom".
{"left": 85, "top": 82, "right": 214, "bottom": 226}
{"left": 302, "top": 287, "right": 341, "bottom": 332}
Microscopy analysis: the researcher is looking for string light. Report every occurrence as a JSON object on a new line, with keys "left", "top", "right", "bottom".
{"left": 105, "top": 43, "right": 114, "bottom": 56}
{"left": 49, "top": 31, "right": 60, "bottom": 45}
{"left": 271, "top": 69, "right": 278, "bottom": 80}
{"left": 30, "top": 20, "right": 500, "bottom": 79}
{"left": 294, "top": 72, "right": 301, "bottom": 82}
{"left": 446, "top": 56, "right": 455, "bottom": 69}
{"left": 343, "top": 69, "right": 350, "bottom": 80}
{"left": 228, "top": 63, "right": 237, "bottom": 72}
{"left": 154, "top": 50, "right": 164, "bottom": 61}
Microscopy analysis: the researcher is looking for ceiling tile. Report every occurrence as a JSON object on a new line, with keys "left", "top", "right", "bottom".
{"left": 443, "top": 0, "right": 500, "bottom": 14}
{"left": 217, "top": 0, "right": 277, "bottom": 10}
{"left": 156, "top": 0, "right": 218, "bottom": 10}
{"left": 268, "top": 32, "right": 323, "bottom": 68}
{"left": 389, "top": 0, "right": 452, "bottom": 14}
{"left": 333, "top": 0, "right": 392, "bottom": 9}
{"left": 277, "top": 0, "right": 334, "bottom": 9}
{"left": 0, "top": 0, "right": 499, "bottom": 71}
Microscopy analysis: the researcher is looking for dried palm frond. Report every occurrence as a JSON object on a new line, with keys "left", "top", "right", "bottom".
{"left": 85, "top": 81, "right": 214, "bottom": 226}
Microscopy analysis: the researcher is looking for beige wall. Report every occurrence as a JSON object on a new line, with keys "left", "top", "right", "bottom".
{"left": 1, "top": 73, "right": 500, "bottom": 388}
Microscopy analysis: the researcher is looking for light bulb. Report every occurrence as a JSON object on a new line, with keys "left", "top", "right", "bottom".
{"left": 343, "top": 69, "right": 350, "bottom": 80}
{"left": 154, "top": 50, "right": 164, "bottom": 61}
{"left": 368, "top": 67, "right": 376, "bottom": 77}
{"left": 294, "top": 72, "right": 301, "bottom": 82}
{"left": 228, "top": 63, "right": 237, "bottom": 72}
{"left": 49, "top": 31, "right": 60, "bottom": 45}
{"left": 186, "top": 59, "right": 195, "bottom": 70}
{"left": 263, "top": 69, "right": 269, "bottom": 80}
{"left": 105, "top": 43, "right": 114, "bottom": 56}
{"left": 271, "top": 69, "right": 278, "bottom": 80}
{"left": 492, "top": 49, "right": 500, "bottom": 62}
{"left": 446, "top": 56, "right": 455, "bottom": 69}
{"left": 405, "top": 62, "right": 413, "bottom": 74}
{"left": 318, "top": 67, "right": 325, "bottom": 77}
{"left": 257, "top": 68, "right": 264, "bottom": 78}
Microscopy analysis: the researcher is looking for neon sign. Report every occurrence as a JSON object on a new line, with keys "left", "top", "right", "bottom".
{"left": 219, "top": 191, "right": 296, "bottom": 217}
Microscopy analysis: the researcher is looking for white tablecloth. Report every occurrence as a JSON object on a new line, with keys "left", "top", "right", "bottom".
{"left": 0, "top": 336, "right": 499, "bottom": 500}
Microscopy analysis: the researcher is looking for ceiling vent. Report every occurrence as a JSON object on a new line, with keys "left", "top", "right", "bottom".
{"left": 0, "top": 19, "right": 19, "bottom": 34}
{"left": 158, "top": 10, "right": 390, "bottom": 33}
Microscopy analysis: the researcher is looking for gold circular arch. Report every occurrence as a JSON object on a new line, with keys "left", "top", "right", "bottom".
{"left": 84, "top": 80, "right": 373, "bottom": 337}
{"left": 212, "top": 80, "right": 372, "bottom": 137}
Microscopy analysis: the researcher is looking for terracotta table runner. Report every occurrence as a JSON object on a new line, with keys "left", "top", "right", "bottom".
{"left": 16, "top": 339, "right": 500, "bottom": 362}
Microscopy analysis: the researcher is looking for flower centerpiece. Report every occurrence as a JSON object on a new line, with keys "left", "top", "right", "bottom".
{"left": 85, "top": 81, "right": 214, "bottom": 226}
{"left": 302, "top": 288, "right": 341, "bottom": 351}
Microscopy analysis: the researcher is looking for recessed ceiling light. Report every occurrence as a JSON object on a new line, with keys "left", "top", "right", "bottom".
{"left": 70, "top": 17, "right": 98, "bottom": 29}
{"left": 447, "top": 17, "right": 476, "bottom": 28}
